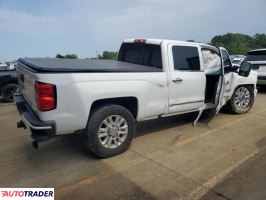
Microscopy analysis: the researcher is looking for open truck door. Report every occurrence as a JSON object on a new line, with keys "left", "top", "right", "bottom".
{"left": 215, "top": 47, "right": 236, "bottom": 114}
{"left": 215, "top": 47, "right": 254, "bottom": 114}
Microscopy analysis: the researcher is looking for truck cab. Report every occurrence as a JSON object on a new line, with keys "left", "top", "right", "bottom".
{"left": 118, "top": 39, "right": 257, "bottom": 118}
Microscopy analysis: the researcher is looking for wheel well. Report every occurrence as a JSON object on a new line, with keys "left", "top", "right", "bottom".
{"left": 237, "top": 84, "right": 254, "bottom": 91}
{"left": 0, "top": 80, "right": 18, "bottom": 90}
{"left": 90, "top": 97, "right": 138, "bottom": 119}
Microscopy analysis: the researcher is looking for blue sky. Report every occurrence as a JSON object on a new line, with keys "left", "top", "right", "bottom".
{"left": 0, "top": 0, "right": 266, "bottom": 61}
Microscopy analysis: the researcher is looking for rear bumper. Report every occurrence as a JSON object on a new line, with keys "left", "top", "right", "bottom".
{"left": 14, "top": 93, "right": 56, "bottom": 141}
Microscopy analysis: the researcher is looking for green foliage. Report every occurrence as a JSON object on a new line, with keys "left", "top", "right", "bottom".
{"left": 65, "top": 54, "right": 78, "bottom": 59}
{"left": 55, "top": 53, "right": 78, "bottom": 59}
{"left": 253, "top": 33, "right": 266, "bottom": 48}
{"left": 211, "top": 33, "right": 266, "bottom": 55}
{"left": 56, "top": 54, "right": 64, "bottom": 59}
{"left": 98, "top": 51, "right": 118, "bottom": 60}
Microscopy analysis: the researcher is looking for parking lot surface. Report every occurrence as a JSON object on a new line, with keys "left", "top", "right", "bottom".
{"left": 1, "top": 91, "right": 266, "bottom": 200}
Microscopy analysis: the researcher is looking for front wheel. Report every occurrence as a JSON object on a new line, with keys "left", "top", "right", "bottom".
{"left": 225, "top": 85, "right": 254, "bottom": 114}
{"left": 84, "top": 105, "right": 136, "bottom": 158}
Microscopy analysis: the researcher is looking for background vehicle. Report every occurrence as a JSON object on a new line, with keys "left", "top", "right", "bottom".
{"left": 0, "top": 63, "right": 8, "bottom": 70}
{"left": 244, "top": 49, "right": 266, "bottom": 87}
{"left": 231, "top": 55, "right": 245, "bottom": 67}
{"left": 0, "top": 69, "right": 18, "bottom": 102}
{"left": 14, "top": 39, "right": 257, "bottom": 157}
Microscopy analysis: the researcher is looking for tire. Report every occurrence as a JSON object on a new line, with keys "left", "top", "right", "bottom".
{"left": 258, "top": 85, "right": 266, "bottom": 92}
{"left": 1, "top": 83, "right": 19, "bottom": 102}
{"left": 84, "top": 104, "right": 136, "bottom": 158}
{"left": 224, "top": 85, "right": 254, "bottom": 114}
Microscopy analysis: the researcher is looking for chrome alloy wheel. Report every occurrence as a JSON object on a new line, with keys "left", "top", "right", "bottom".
{"left": 234, "top": 87, "right": 251, "bottom": 110}
{"left": 98, "top": 115, "right": 128, "bottom": 149}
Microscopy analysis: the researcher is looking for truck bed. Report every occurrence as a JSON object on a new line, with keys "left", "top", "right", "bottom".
{"left": 17, "top": 58, "right": 162, "bottom": 73}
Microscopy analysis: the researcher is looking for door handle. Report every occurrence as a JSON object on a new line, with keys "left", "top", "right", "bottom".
{"left": 172, "top": 78, "right": 183, "bottom": 83}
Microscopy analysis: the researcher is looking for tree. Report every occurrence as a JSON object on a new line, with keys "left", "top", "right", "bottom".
{"left": 55, "top": 53, "right": 78, "bottom": 59}
{"left": 253, "top": 34, "right": 266, "bottom": 49}
{"left": 65, "top": 54, "right": 78, "bottom": 59}
{"left": 210, "top": 33, "right": 266, "bottom": 55}
{"left": 98, "top": 51, "right": 118, "bottom": 60}
{"left": 56, "top": 54, "right": 64, "bottom": 59}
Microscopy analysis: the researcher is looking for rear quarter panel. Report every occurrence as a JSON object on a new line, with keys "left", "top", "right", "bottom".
{"left": 33, "top": 72, "right": 168, "bottom": 135}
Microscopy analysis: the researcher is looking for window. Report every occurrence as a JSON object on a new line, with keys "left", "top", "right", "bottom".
{"left": 221, "top": 49, "right": 232, "bottom": 67}
{"left": 172, "top": 46, "right": 200, "bottom": 71}
{"left": 117, "top": 43, "right": 162, "bottom": 69}
{"left": 244, "top": 50, "right": 266, "bottom": 61}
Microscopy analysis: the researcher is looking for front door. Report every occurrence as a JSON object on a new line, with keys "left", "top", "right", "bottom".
{"left": 168, "top": 43, "right": 206, "bottom": 114}
{"left": 215, "top": 47, "right": 235, "bottom": 113}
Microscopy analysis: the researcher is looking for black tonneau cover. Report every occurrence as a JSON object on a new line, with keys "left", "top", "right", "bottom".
{"left": 17, "top": 58, "right": 162, "bottom": 73}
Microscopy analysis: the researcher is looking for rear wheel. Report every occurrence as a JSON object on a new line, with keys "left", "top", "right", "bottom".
{"left": 225, "top": 85, "right": 254, "bottom": 114}
{"left": 84, "top": 104, "right": 136, "bottom": 158}
{"left": 1, "top": 83, "right": 19, "bottom": 102}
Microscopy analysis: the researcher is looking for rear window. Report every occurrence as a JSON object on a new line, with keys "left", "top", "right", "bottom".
{"left": 244, "top": 50, "right": 266, "bottom": 61}
{"left": 117, "top": 43, "right": 162, "bottom": 69}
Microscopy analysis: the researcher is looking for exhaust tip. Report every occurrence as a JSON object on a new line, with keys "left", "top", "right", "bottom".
{"left": 32, "top": 141, "right": 39, "bottom": 149}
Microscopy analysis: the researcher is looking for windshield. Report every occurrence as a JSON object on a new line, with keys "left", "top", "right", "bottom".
{"left": 244, "top": 50, "right": 266, "bottom": 61}
{"left": 117, "top": 43, "right": 162, "bottom": 69}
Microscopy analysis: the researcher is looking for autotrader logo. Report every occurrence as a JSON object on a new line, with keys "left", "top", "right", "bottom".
{"left": 0, "top": 188, "right": 54, "bottom": 200}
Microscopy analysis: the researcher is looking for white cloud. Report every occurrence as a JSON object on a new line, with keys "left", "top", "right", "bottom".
{"left": 0, "top": 0, "right": 265, "bottom": 60}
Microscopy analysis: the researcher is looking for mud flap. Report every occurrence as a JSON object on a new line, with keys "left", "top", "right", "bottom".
{"left": 193, "top": 103, "right": 206, "bottom": 126}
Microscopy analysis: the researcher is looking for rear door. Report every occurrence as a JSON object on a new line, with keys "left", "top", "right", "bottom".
{"left": 168, "top": 43, "right": 206, "bottom": 114}
{"left": 117, "top": 41, "right": 169, "bottom": 117}
{"left": 215, "top": 47, "right": 235, "bottom": 113}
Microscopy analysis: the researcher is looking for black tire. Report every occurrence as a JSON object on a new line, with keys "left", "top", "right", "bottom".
{"left": 224, "top": 85, "right": 254, "bottom": 114}
{"left": 258, "top": 85, "right": 266, "bottom": 92}
{"left": 1, "top": 83, "right": 19, "bottom": 102}
{"left": 84, "top": 104, "right": 136, "bottom": 158}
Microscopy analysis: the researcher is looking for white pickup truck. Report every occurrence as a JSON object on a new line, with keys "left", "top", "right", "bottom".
{"left": 15, "top": 39, "right": 257, "bottom": 158}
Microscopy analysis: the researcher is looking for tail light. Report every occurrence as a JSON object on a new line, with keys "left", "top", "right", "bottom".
{"left": 35, "top": 81, "right": 56, "bottom": 111}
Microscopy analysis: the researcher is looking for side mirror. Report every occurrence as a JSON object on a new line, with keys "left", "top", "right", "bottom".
{"left": 232, "top": 64, "right": 240, "bottom": 72}
{"left": 238, "top": 61, "right": 252, "bottom": 77}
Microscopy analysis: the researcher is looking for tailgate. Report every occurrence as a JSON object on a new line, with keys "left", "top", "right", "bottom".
{"left": 16, "top": 64, "right": 38, "bottom": 111}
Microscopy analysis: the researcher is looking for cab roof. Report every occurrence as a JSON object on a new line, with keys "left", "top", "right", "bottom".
{"left": 123, "top": 38, "right": 218, "bottom": 51}
{"left": 248, "top": 48, "right": 266, "bottom": 53}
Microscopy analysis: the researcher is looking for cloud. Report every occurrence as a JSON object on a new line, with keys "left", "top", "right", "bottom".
{"left": 0, "top": 0, "right": 265, "bottom": 60}
{"left": 1, "top": 0, "right": 265, "bottom": 38}
{"left": 0, "top": 9, "right": 61, "bottom": 35}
